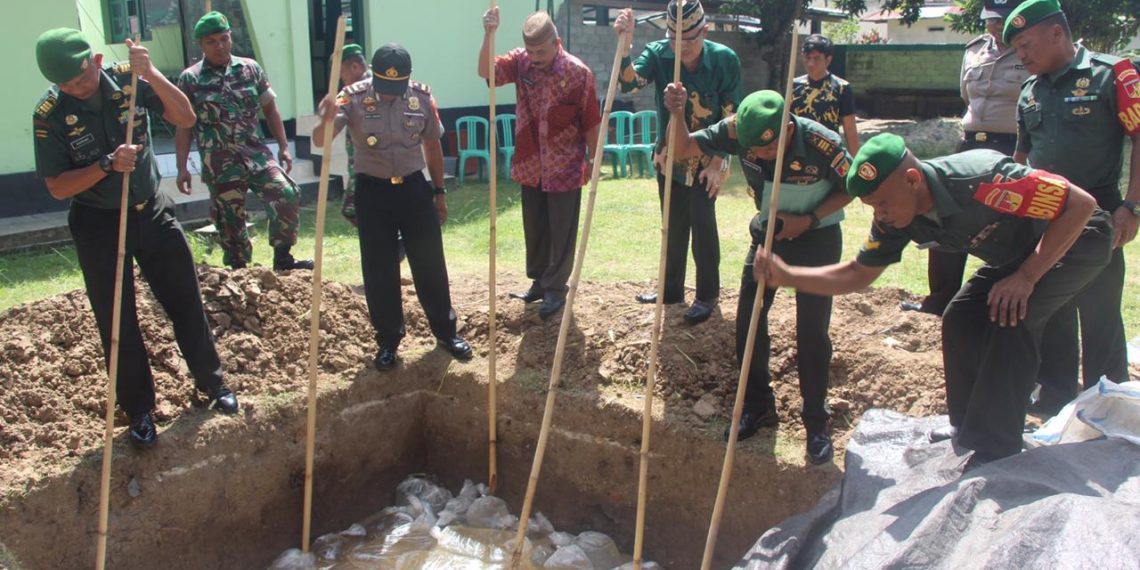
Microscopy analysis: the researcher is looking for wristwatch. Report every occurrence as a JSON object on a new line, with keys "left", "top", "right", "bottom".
{"left": 808, "top": 211, "right": 821, "bottom": 229}
{"left": 99, "top": 154, "right": 114, "bottom": 174}
{"left": 433, "top": 186, "right": 447, "bottom": 196}
{"left": 1122, "top": 200, "right": 1140, "bottom": 217}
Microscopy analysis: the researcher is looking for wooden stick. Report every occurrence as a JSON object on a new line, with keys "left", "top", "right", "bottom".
{"left": 699, "top": 20, "right": 802, "bottom": 570}
{"left": 633, "top": 2, "right": 685, "bottom": 567}
{"left": 487, "top": 0, "right": 500, "bottom": 496}
{"left": 95, "top": 39, "right": 141, "bottom": 570}
{"left": 204, "top": 0, "right": 212, "bottom": 13}
{"left": 508, "top": 29, "right": 630, "bottom": 570}
{"left": 301, "top": 14, "right": 347, "bottom": 553}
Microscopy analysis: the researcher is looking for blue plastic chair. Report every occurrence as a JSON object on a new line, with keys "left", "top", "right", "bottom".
{"left": 455, "top": 116, "right": 491, "bottom": 184}
{"left": 496, "top": 114, "right": 516, "bottom": 179}
{"left": 629, "top": 110, "right": 659, "bottom": 177}
{"left": 602, "top": 110, "right": 634, "bottom": 178}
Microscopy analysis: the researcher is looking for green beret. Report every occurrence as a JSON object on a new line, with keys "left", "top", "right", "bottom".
{"left": 194, "top": 11, "right": 231, "bottom": 40}
{"left": 846, "top": 133, "right": 907, "bottom": 198}
{"left": 736, "top": 90, "right": 785, "bottom": 148}
{"left": 1002, "top": 0, "right": 1062, "bottom": 44}
{"left": 36, "top": 28, "right": 92, "bottom": 84}
{"left": 342, "top": 44, "right": 364, "bottom": 61}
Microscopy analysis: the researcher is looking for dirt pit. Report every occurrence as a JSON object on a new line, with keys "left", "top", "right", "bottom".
{"left": 0, "top": 267, "right": 948, "bottom": 569}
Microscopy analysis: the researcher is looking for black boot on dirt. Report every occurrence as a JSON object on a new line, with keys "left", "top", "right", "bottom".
{"left": 509, "top": 283, "right": 543, "bottom": 303}
{"left": 129, "top": 412, "right": 157, "bottom": 448}
{"left": 374, "top": 347, "right": 399, "bottom": 371}
{"left": 273, "top": 246, "right": 314, "bottom": 271}
{"left": 538, "top": 296, "right": 566, "bottom": 320}
{"left": 725, "top": 409, "right": 779, "bottom": 442}
{"left": 806, "top": 430, "right": 834, "bottom": 465}
{"left": 437, "top": 337, "right": 474, "bottom": 360}
{"left": 927, "top": 425, "right": 959, "bottom": 443}
{"left": 683, "top": 300, "right": 715, "bottom": 324}
{"left": 206, "top": 384, "right": 239, "bottom": 414}
{"left": 634, "top": 293, "right": 684, "bottom": 305}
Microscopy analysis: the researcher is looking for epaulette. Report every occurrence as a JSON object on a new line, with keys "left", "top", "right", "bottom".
{"left": 109, "top": 62, "right": 132, "bottom": 76}
{"left": 1090, "top": 52, "right": 1124, "bottom": 67}
{"left": 344, "top": 80, "right": 370, "bottom": 95}
{"left": 33, "top": 88, "right": 59, "bottom": 120}
{"left": 410, "top": 80, "right": 431, "bottom": 95}
{"left": 807, "top": 130, "right": 840, "bottom": 158}
{"left": 965, "top": 34, "right": 987, "bottom": 49}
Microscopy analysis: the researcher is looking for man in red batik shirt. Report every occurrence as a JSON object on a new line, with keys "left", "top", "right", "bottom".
{"left": 478, "top": 8, "right": 602, "bottom": 320}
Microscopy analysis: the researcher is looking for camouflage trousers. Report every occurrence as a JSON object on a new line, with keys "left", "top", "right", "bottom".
{"left": 207, "top": 163, "right": 300, "bottom": 267}
{"left": 342, "top": 137, "right": 357, "bottom": 224}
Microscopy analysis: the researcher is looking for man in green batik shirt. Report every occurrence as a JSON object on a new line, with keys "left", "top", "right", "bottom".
{"left": 1003, "top": 0, "right": 1140, "bottom": 414}
{"left": 664, "top": 86, "right": 855, "bottom": 465}
{"left": 175, "top": 11, "right": 312, "bottom": 271}
{"left": 613, "top": 0, "right": 741, "bottom": 325}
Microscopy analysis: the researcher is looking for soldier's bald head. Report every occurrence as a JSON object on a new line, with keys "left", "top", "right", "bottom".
{"left": 523, "top": 12, "right": 558, "bottom": 46}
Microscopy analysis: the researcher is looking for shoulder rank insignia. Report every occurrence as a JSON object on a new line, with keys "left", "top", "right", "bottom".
{"left": 34, "top": 90, "right": 58, "bottom": 119}
{"left": 807, "top": 132, "right": 838, "bottom": 157}
{"left": 410, "top": 80, "right": 431, "bottom": 95}
{"left": 112, "top": 62, "right": 132, "bottom": 75}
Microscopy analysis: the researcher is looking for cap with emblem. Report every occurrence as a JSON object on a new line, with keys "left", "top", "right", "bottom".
{"left": 1002, "top": 0, "right": 1062, "bottom": 44}
{"left": 846, "top": 133, "right": 908, "bottom": 198}
{"left": 981, "top": 0, "right": 1024, "bottom": 20}
{"left": 371, "top": 43, "right": 411, "bottom": 96}
{"left": 736, "top": 90, "right": 785, "bottom": 148}
{"left": 342, "top": 43, "right": 364, "bottom": 61}
{"left": 194, "top": 11, "right": 231, "bottom": 40}
{"left": 36, "top": 28, "right": 92, "bottom": 84}
{"left": 666, "top": 0, "right": 706, "bottom": 35}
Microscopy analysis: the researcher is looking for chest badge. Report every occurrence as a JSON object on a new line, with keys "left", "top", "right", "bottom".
{"left": 1072, "top": 106, "right": 1091, "bottom": 116}
{"left": 1076, "top": 77, "right": 1090, "bottom": 89}
{"left": 112, "top": 91, "right": 123, "bottom": 101}
{"left": 366, "top": 135, "right": 378, "bottom": 147}
{"left": 407, "top": 96, "right": 420, "bottom": 111}
{"left": 789, "top": 160, "right": 802, "bottom": 171}
{"left": 805, "top": 165, "right": 819, "bottom": 176}
{"left": 366, "top": 106, "right": 376, "bottom": 112}
{"left": 363, "top": 96, "right": 375, "bottom": 106}
{"left": 1071, "top": 88, "right": 1088, "bottom": 97}
{"left": 67, "top": 126, "right": 87, "bottom": 137}
{"left": 65, "top": 114, "right": 78, "bottom": 126}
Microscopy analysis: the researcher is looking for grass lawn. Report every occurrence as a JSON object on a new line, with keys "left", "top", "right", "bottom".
{"left": 1, "top": 171, "right": 1137, "bottom": 339}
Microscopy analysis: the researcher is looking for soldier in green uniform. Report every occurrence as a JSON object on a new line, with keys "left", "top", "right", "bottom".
{"left": 313, "top": 44, "right": 472, "bottom": 370}
{"left": 613, "top": 0, "right": 742, "bottom": 324}
{"left": 754, "top": 133, "right": 1112, "bottom": 468}
{"left": 1004, "top": 0, "right": 1140, "bottom": 413}
{"left": 339, "top": 43, "right": 368, "bottom": 226}
{"left": 174, "top": 11, "right": 312, "bottom": 271}
{"left": 32, "top": 29, "right": 238, "bottom": 447}
{"left": 664, "top": 86, "right": 855, "bottom": 464}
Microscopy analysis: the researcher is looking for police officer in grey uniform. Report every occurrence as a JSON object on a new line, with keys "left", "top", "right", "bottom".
{"left": 314, "top": 44, "right": 472, "bottom": 370}
{"left": 904, "top": 0, "right": 1030, "bottom": 316}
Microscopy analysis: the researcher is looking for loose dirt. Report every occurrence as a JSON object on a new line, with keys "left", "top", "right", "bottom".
{"left": 0, "top": 267, "right": 948, "bottom": 501}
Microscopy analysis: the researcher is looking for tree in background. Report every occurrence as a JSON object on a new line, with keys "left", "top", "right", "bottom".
{"left": 824, "top": 17, "right": 862, "bottom": 45}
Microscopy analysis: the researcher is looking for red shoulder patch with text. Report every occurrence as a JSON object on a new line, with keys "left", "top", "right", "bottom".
{"left": 1115, "top": 59, "right": 1140, "bottom": 135}
{"left": 973, "top": 171, "right": 1070, "bottom": 221}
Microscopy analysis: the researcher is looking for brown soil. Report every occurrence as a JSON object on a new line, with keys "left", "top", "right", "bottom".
{"left": 0, "top": 266, "right": 948, "bottom": 501}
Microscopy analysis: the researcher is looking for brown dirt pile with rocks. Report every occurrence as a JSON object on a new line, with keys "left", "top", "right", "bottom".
{"left": 0, "top": 267, "right": 947, "bottom": 497}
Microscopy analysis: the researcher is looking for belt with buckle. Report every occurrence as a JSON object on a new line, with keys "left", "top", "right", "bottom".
{"left": 132, "top": 197, "right": 151, "bottom": 212}
{"left": 390, "top": 176, "right": 404, "bottom": 184}
{"left": 974, "top": 132, "right": 988, "bottom": 142}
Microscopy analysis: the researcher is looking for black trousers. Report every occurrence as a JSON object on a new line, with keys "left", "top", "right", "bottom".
{"left": 356, "top": 172, "right": 457, "bottom": 350}
{"left": 69, "top": 195, "right": 224, "bottom": 417}
{"left": 943, "top": 214, "right": 1113, "bottom": 460}
{"left": 738, "top": 220, "right": 842, "bottom": 432}
{"left": 655, "top": 173, "right": 720, "bottom": 304}
{"left": 1036, "top": 247, "right": 1130, "bottom": 409}
{"left": 520, "top": 185, "right": 581, "bottom": 300}
{"left": 921, "top": 135, "right": 1018, "bottom": 316}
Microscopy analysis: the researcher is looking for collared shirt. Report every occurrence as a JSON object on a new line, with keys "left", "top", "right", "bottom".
{"left": 791, "top": 72, "right": 856, "bottom": 134}
{"left": 177, "top": 56, "right": 277, "bottom": 184}
{"left": 494, "top": 48, "right": 601, "bottom": 192}
{"left": 693, "top": 115, "right": 850, "bottom": 227}
{"left": 1016, "top": 46, "right": 1128, "bottom": 210}
{"left": 33, "top": 65, "right": 163, "bottom": 210}
{"left": 960, "top": 34, "right": 1029, "bottom": 134}
{"left": 619, "top": 39, "right": 742, "bottom": 185}
{"left": 334, "top": 79, "right": 441, "bottom": 179}
{"left": 858, "top": 150, "right": 1065, "bottom": 268}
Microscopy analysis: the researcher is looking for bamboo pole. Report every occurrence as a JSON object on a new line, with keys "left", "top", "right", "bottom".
{"left": 300, "top": 14, "right": 347, "bottom": 553}
{"left": 204, "top": 0, "right": 212, "bottom": 13}
{"left": 632, "top": 2, "right": 685, "bottom": 568}
{"left": 94, "top": 39, "right": 141, "bottom": 570}
{"left": 487, "top": 0, "right": 500, "bottom": 496}
{"left": 699, "top": 18, "right": 802, "bottom": 570}
{"left": 508, "top": 28, "right": 631, "bottom": 570}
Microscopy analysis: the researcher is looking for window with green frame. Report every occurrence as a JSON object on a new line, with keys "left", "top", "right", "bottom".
{"left": 105, "top": 0, "right": 151, "bottom": 42}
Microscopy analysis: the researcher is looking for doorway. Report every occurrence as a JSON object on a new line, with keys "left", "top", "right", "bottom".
{"left": 310, "top": 0, "right": 365, "bottom": 105}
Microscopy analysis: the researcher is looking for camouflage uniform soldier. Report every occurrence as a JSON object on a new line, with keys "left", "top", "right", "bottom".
{"left": 174, "top": 11, "right": 312, "bottom": 271}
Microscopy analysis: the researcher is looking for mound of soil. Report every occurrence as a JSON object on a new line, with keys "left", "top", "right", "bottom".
{"left": 0, "top": 267, "right": 947, "bottom": 498}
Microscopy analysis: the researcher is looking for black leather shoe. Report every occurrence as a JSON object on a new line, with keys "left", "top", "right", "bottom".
{"left": 437, "top": 337, "right": 473, "bottom": 360}
{"left": 374, "top": 347, "right": 398, "bottom": 370}
{"left": 538, "top": 297, "right": 566, "bottom": 320}
{"left": 927, "top": 425, "right": 959, "bottom": 443}
{"left": 899, "top": 301, "right": 922, "bottom": 312}
{"left": 273, "top": 255, "right": 314, "bottom": 271}
{"left": 725, "top": 409, "right": 779, "bottom": 441}
{"left": 206, "top": 384, "right": 239, "bottom": 414}
{"left": 509, "top": 285, "right": 543, "bottom": 303}
{"left": 806, "top": 430, "right": 834, "bottom": 465}
{"left": 683, "top": 300, "right": 715, "bottom": 324}
{"left": 129, "top": 412, "right": 157, "bottom": 447}
{"left": 634, "top": 293, "right": 684, "bottom": 305}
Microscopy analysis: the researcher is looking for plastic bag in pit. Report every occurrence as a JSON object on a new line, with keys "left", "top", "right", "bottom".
{"left": 1027, "top": 379, "right": 1140, "bottom": 448}
{"left": 266, "top": 548, "right": 316, "bottom": 570}
{"left": 466, "top": 496, "right": 518, "bottom": 530}
{"left": 575, "top": 531, "right": 625, "bottom": 570}
{"left": 544, "top": 544, "right": 594, "bottom": 570}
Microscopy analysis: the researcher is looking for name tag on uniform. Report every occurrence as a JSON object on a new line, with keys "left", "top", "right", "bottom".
{"left": 740, "top": 159, "right": 762, "bottom": 173}
{"left": 1063, "top": 95, "right": 1099, "bottom": 103}
{"left": 403, "top": 112, "right": 425, "bottom": 117}
{"left": 69, "top": 133, "right": 96, "bottom": 150}
{"left": 916, "top": 241, "right": 941, "bottom": 250}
